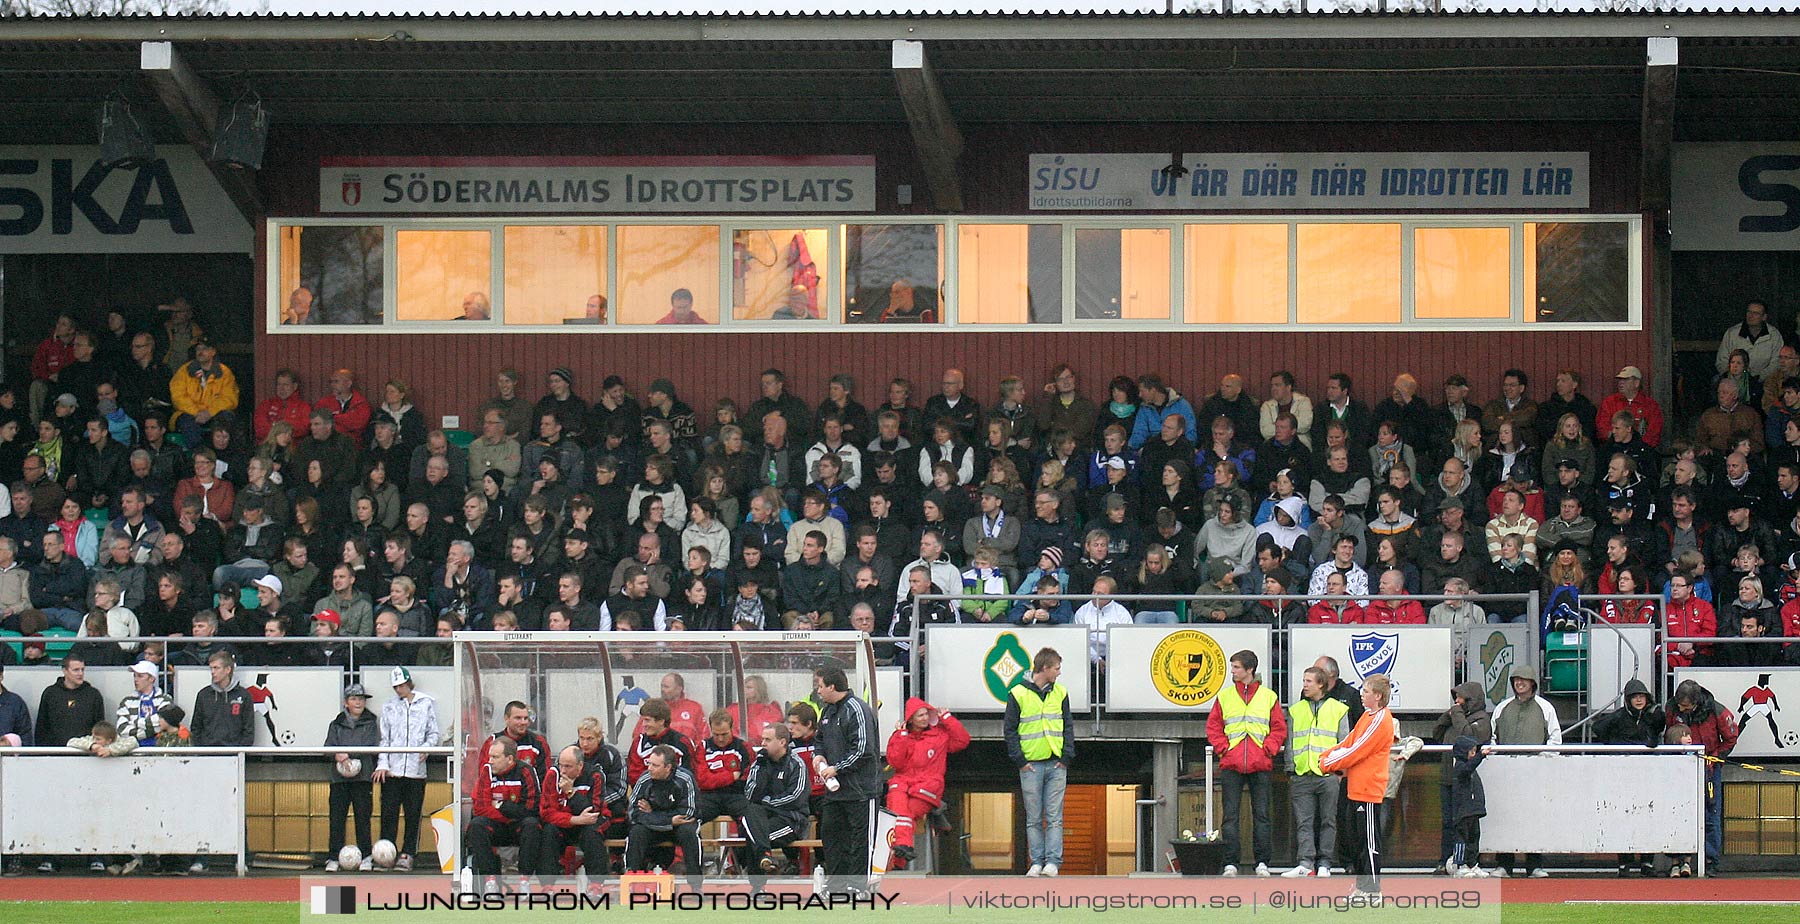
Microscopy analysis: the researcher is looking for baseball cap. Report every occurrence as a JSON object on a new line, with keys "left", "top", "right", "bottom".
{"left": 252, "top": 574, "right": 283, "bottom": 595}
{"left": 1616, "top": 365, "right": 1643, "bottom": 380}
{"left": 313, "top": 609, "right": 341, "bottom": 628}
{"left": 1556, "top": 458, "right": 1582, "bottom": 470}
{"left": 54, "top": 393, "right": 78, "bottom": 408}
{"left": 389, "top": 666, "right": 412, "bottom": 688}
{"left": 343, "top": 683, "right": 369, "bottom": 699}
{"left": 1103, "top": 457, "right": 1126, "bottom": 470}
{"left": 129, "top": 661, "right": 158, "bottom": 676}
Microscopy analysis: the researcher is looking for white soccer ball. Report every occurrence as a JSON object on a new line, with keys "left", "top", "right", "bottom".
{"left": 338, "top": 845, "right": 363, "bottom": 870}
{"left": 336, "top": 758, "right": 362, "bottom": 778}
{"left": 371, "top": 839, "right": 398, "bottom": 869}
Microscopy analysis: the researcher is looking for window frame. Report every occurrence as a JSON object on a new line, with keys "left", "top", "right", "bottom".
{"left": 266, "top": 213, "right": 1642, "bottom": 334}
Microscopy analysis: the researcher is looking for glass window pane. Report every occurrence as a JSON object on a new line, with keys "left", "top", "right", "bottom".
{"left": 1413, "top": 227, "right": 1511, "bottom": 320}
{"left": 503, "top": 226, "right": 608, "bottom": 326}
{"left": 1296, "top": 223, "right": 1401, "bottom": 324}
{"left": 279, "top": 225, "right": 383, "bottom": 325}
{"left": 1526, "top": 222, "right": 1630, "bottom": 323}
{"left": 844, "top": 224, "right": 943, "bottom": 324}
{"left": 1075, "top": 228, "right": 1171, "bottom": 320}
{"left": 616, "top": 225, "right": 720, "bottom": 326}
{"left": 732, "top": 228, "right": 829, "bottom": 321}
{"left": 1184, "top": 224, "right": 1287, "bottom": 325}
{"left": 957, "top": 224, "right": 1063, "bottom": 325}
{"left": 396, "top": 229, "right": 492, "bottom": 322}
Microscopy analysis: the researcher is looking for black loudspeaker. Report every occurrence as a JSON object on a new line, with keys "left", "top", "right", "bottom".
{"left": 97, "top": 97, "right": 156, "bottom": 170}
{"left": 210, "top": 93, "right": 268, "bottom": 170}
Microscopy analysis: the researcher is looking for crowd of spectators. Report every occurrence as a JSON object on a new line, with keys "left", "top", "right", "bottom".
{"left": 0, "top": 303, "right": 1795, "bottom": 672}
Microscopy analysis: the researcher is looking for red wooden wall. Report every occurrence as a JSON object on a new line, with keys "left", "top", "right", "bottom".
{"left": 252, "top": 327, "right": 1653, "bottom": 430}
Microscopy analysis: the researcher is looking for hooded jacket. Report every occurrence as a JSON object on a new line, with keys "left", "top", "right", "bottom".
{"left": 323, "top": 707, "right": 381, "bottom": 781}
{"left": 1596, "top": 679, "right": 1667, "bottom": 748}
{"left": 1431, "top": 681, "right": 1494, "bottom": 746}
{"left": 885, "top": 697, "right": 970, "bottom": 807}
{"left": 1491, "top": 665, "right": 1562, "bottom": 746}
{"left": 1448, "top": 736, "right": 1487, "bottom": 821}
{"left": 1668, "top": 680, "right": 1738, "bottom": 759}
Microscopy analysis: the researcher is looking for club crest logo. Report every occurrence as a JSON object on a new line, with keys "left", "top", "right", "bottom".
{"left": 983, "top": 632, "right": 1033, "bottom": 703}
{"left": 1480, "top": 631, "right": 1516, "bottom": 706}
{"left": 1349, "top": 631, "right": 1399, "bottom": 686}
{"left": 1149, "top": 629, "right": 1228, "bottom": 707}
{"left": 341, "top": 175, "right": 362, "bottom": 206}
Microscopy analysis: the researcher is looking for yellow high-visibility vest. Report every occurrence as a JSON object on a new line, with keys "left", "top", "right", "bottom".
{"left": 1011, "top": 683, "right": 1067, "bottom": 761}
{"left": 1289, "top": 696, "right": 1350, "bottom": 776}
{"left": 1218, "top": 684, "right": 1280, "bottom": 749}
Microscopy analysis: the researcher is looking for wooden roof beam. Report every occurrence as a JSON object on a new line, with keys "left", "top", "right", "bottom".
{"left": 893, "top": 39, "right": 964, "bottom": 213}
{"left": 140, "top": 40, "right": 263, "bottom": 222}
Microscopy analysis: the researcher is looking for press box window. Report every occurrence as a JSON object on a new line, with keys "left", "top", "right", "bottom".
{"left": 956, "top": 224, "right": 1063, "bottom": 325}
{"left": 616, "top": 225, "right": 720, "bottom": 325}
{"left": 732, "top": 228, "right": 830, "bottom": 321}
{"left": 277, "top": 225, "right": 384, "bottom": 325}
{"left": 503, "top": 225, "right": 608, "bottom": 325}
{"left": 1526, "top": 222, "right": 1630, "bottom": 323}
{"left": 844, "top": 224, "right": 944, "bottom": 324}
{"left": 1413, "top": 227, "right": 1511, "bottom": 321}
{"left": 1184, "top": 224, "right": 1287, "bottom": 325}
{"left": 1074, "top": 228, "right": 1171, "bottom": 321}
{"left": 1295, "top": 223, "right": 1401, "bottom": 325}
{"left": 396, "top": 229, "right": 492, "bottom": 322}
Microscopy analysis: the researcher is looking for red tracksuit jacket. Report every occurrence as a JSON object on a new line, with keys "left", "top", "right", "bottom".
{"left": 884, "top": 697, "right": 970, "bottom": 807}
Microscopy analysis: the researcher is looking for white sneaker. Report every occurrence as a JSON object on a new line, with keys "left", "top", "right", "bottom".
{"left": 1254, "top": 862, "right": 1271, "bottom": 877}
{"left": 1280, "top": 864, "right": 1313, "bottom": 878}
{"left": 1439, "top": 857, "right": 1457, "bottom": 875}
{"left": 1042, "top": 863, "right": 1059, "bottom": 877}
{"left": 187, "top": 861, "right": 206, "bottom": 874}
{"left": 1221, "top": 864, "right": 1238, "bottom": 877}
{"left": 325, "top": 860, "right": 340, "bottom": 873}
{"left": 396, "top": 855, "right": 413, "bottom": 872}
{"left": 1316, "top": 866, "right": 1332, "bottom": 878}
{"left": 1529, "top": 868, "right": 1549, "bottom": 878}
{"left": 1025, "top": 863, "right": 1043, "bottom": 878}
{"left": 360, "top": 857, "right": 373, "bottom": 872}
{"left": 1491, "top": 867, "right": 1508, "bottom": 878}
{"left": 119, "top": 858, "right": 142, "bottom": 876}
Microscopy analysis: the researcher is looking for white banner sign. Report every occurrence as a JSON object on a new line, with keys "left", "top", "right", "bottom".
{"left": 1287, "top": 625, "right": 1454, "bottom": 712}
{"left": 1480, "top": 752, "right": 1700, "bottom": 854}
{"left": 319, "top": 156, "right": 877, "bottom": 214}
{"left": 1029, "top": 152, "right": 1590, "bottom": 211}
{"left": 923, "top": 625, "right": 1090, "bottom": 712}
{"left": 0, "top": 146, "right": 251, "bottom": 254}
{"left": 1105, "top": 625, "right": 1271, "bottom": 712}
{"left": 1673, "top": 142, "right": 1800, "bottom": 250}
{"left": 173, "top": 666, "right": 347, "bottom": 748}
{"left": 1672, "top": 667, "right": 1800, "bottom": 757}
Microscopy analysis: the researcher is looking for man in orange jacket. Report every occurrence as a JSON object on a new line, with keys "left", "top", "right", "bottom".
{"left": 1321, "top": 674, "right": 1396, "bottom": 900}
{"left": 1204, "top": 650, "right": 1287, "bottom": 877}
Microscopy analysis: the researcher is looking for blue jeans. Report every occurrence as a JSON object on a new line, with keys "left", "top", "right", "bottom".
{"left": 41, "top": 607, "right": 83, "bottom": 632}
{"left": 1221, "top": 768, "right": 1273, "bottom": 867}
{"left": 1020, "top": 759, "right": 1066, "bottom": 866}
{"left": 1134, "top": 610, "right": 1180, "bottom": 625}
{"left": 1705, "top": 763, "right": 1724, "bottom": 865}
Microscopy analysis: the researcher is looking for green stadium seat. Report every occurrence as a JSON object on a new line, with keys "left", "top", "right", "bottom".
{"left": 85, "top": 508, "right": 110, "bottom": 527}
{"left": 445, "top": 429, "right": 476, "bottom": 449}
{"left": 41, "top": 627, "right": 76, "bottom": 661}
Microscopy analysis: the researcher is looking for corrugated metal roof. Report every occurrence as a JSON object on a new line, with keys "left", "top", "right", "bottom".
{"left": 6, "top": 2, "right": 1800, "bottom": 17}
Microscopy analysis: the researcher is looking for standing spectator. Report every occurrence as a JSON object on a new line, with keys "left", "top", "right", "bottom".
{"left": 1003, "top": 647, "right": 1072, "bottom": 878}
{"left": 1446, "top": 736, "right": 1489, "bottom": 877}
{"left": 1429, "top": 681, "right": 1492, "bottom": 873}
{"left": 324, "top": 683, "right": 379, "bottom": 872}
{"left": 1321, "top": 674, "right": 1397, "bottom": 901}
{"left": 35, "top": 655, "right": 105, "bottom": 754}
{"left": 811, "top": 665, "right": 880, "bottom": 887}
{"left": 1596, "top": 366, "right": 1664, "bottom": 449}
{"left": 1595, "top": 679, "right": 1666, "bottom": 876}
{"left": 167, "top": 339, "right": 238, "bottom": 449}
{"left": 1284, "top": 666, "right": 1349, "bottom": 878}
{"left": 883, "top": 697, "right": 969, "bottom": 869}
{"left": 467, "top": 735, "right": 544, "bottom": 893}
{"left": 1718, "top": 301, "right": 1784, "bottom": 381}
{"left": 1206, "top": 649, "right": 1287, "bottom": 877}
{"left": 1491, "top": 664, "right": 1560, "bottom": 877}
{"left": 375, "top": 666, "right": 440, "bottom": 872}
{"left": 1668, "top": 679, "right": 1738, "bottom": 876}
